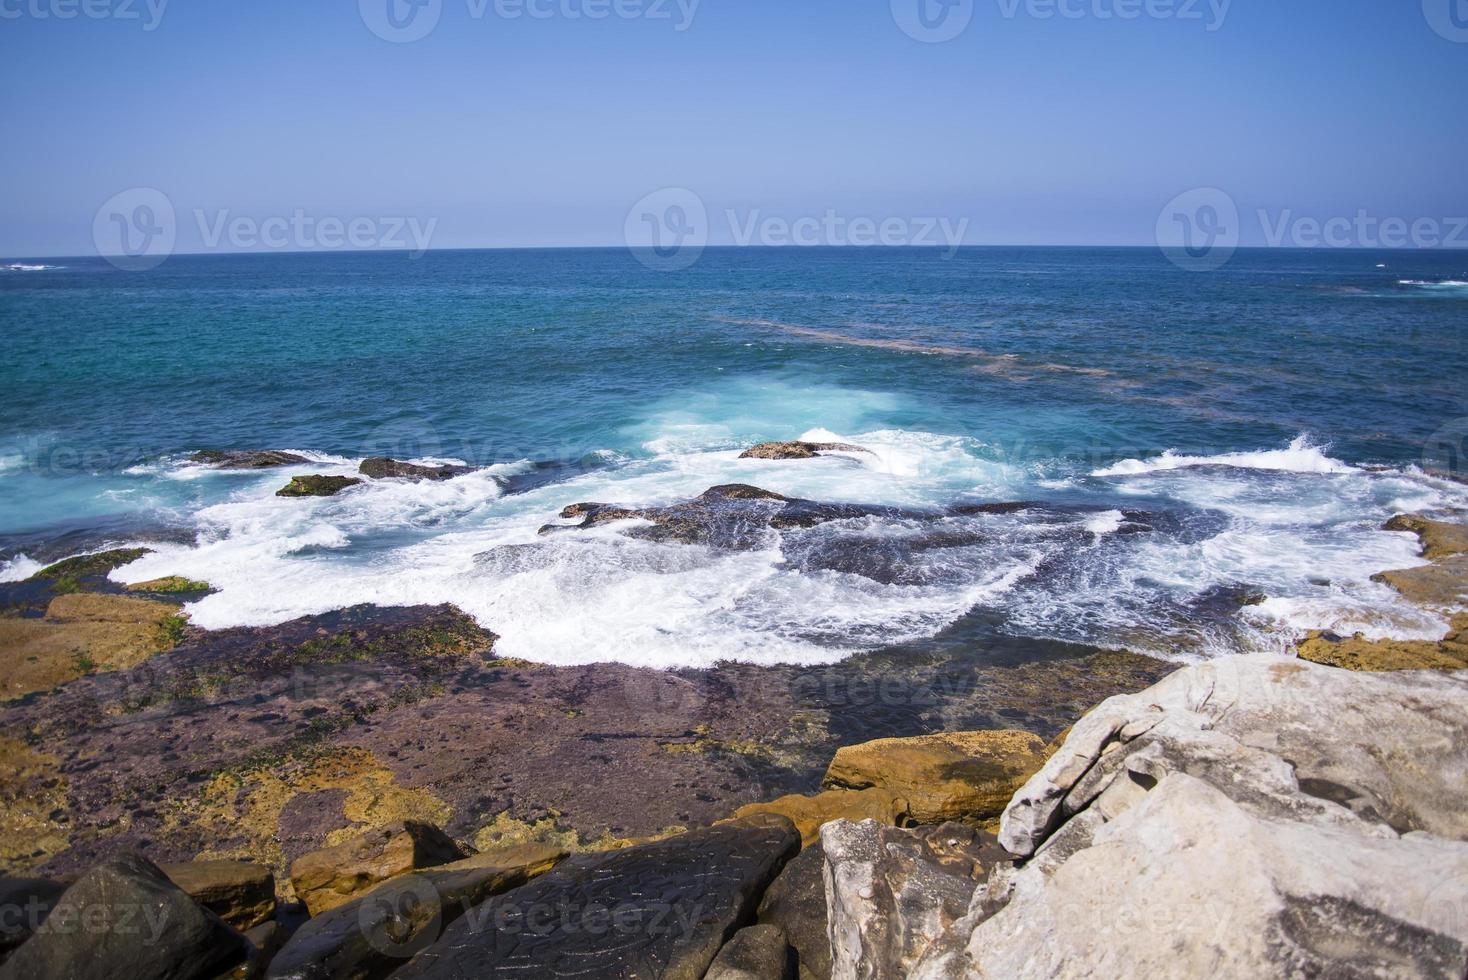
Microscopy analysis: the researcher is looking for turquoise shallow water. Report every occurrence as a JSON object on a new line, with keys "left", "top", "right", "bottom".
{"left": 1, "top": 247, "right": 1465, "bottom": 666}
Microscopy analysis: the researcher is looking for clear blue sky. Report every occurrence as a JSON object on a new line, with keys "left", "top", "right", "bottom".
{"left": 2, "top": 0, "right": 1466, "bottom": 255}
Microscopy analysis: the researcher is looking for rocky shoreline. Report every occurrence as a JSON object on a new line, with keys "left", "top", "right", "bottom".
{"left": 1, "top": 482, "right": 1465, "bottom": 977}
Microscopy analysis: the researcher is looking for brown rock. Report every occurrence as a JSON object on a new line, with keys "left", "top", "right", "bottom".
{"left": 0, "top": 593, "right": 184, "bottom": 700}
{"left": 739, "top": 441, "right": 870, "bottom": 460}
{"left": 1384, "top": 514, "right": 1468, "bottom": 560}
{"left": 289, "top": 821, "right": 470, "bottom": 916}
{"left": 731, "top": 787, "right": 909, "bottom": 848}
{"left": 161, "top": 859, "right": 276, "bottom": 930}
{"left": 822, "top": 730, "right": 1048, "bottom": 825}
{"left": 1297, "top": 613, "right": 1468, "bottom": 672}
{"left": 191, "top": 450, "right": 310, "bottom": 469}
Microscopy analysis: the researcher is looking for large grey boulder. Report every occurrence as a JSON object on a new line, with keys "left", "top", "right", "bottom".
{"left": 899, "top": 655, "right": 1468, "bottom": 980}
{"left": 394, "top": 814, "right": 800, "bottom": 979}
{"left": 821, "top": 821, "right": 1001, "bottom": 980}
{"left": 756, "top": 843, "right": 831, "bottom": 980}
{"left": 0, "top": 853, "right": 248, "bottom": 980}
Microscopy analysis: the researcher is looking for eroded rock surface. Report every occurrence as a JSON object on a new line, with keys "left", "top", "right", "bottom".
{"left": 161, "top": 859, "right": 276, "bottom": 930}
{"left": 731, "top": 787, "right": 909, "bottom": 848}
{"left": 822, "top": 820, "right": 1004, "bottom": 979}
{"left": 706, "top": 924, "right": 794, "bottom": 980}
{"left": 757, "top": 843, "right": 830, "bottom": 980}
{"left": 395, "top": 814, "right": 801, "bottom": 979}
{"left": 899, "top": 655, "right": 1468, "bottom": 980}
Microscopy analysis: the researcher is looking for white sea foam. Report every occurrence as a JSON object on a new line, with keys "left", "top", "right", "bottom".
{"left": 0, "top": 553, "right": 42, "bottom": 582}
{"left": 1093, "top": 436, "right": 1358, "bottom": 477}
{"left": 1083, "top": 510, "right": 1125, "bottom": 536}
{"left": 0, "top": 263, "right": 61, "bottom": 272}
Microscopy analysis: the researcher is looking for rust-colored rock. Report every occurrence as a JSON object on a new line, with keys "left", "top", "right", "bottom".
{"left": 0, "top": 593, "right": 184, "bottom": 699}
{"left": 731, "top": 787, "right": 909, "bottom": 848}
{"left": 161, "top": 859, "right": 276, "bottom": 930}
{"left": 1297, "top": 613, "right": 1468, "bottom": 672}
{"left": 289, "top": 820, "right": 470, "bottom": 916}
{"left": 822, "top": 730, "right": 1048, "bottom": 825}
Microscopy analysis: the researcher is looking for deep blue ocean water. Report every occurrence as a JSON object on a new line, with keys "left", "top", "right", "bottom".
{"left": 1, "top": 247, "right": 1465, "bottom": 666}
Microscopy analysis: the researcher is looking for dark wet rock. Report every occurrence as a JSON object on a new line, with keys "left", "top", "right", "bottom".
{"left": 756, "top": 842, "right": 830, "bottom": 980}
{"left": 359, "top": 458, "right": 474, "bottom": 482}
{"left": 1192, "top": 583, "right": 1269, "bottom": 615}
{"left": 291, "top": 821, "right": 471, "bottom": 916}
{"left": 395, "top": 814, "right": 801, "bottom": 980}
{"left": 539, "top": 484, "right": 900, "bottom": 548}
{"left": 191, "top": 450, "right": 310, "bottom": 469}
{"left": 822, "top": 820, "right": 1002, "bottom": 979}
{"left": 706, "top": 924, "right": 794, "bottom": 980}
{"left": 0, "top": 853, "right": 248, "bottom": 980}
{"left": 739, "top": 442, "right": 871, "bottom": 460}
{"left": 277, "top": 475, "right": 363, "bottom": 498}
{"left": 0, "top": 876, "right": 68, "bottom": 955}
{"left": 266, "top": 843, "right": 564, "bottom": 980}
{"left": 246, "top": 919, "right": 287, "bottom": 971}
{"left": 160, "top": 859, "right": 276, "bottom": 930}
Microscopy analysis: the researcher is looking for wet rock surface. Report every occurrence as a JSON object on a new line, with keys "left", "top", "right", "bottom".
{"left": 393, "top": 814, "right": 800, "bottom": 980}
{"left": 359, "top": 458, "right": 475, "bottom": 482}
{"left": 190, "top": 450, "right": 311, "bottom": 469}
{"left": 277, "top": 475, "right": 364, "bottom": 498}
{"left": 739, "top": 441, "right": 871, "bottom": 460}
{"left": 705, "top": 923, "right": 794, "bottom": 980}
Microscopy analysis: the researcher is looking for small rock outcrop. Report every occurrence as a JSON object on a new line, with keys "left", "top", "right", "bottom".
{"left": 191, "top": 450, "right": 310, "bottom": 469}
{"left": 740, "top": 442, "right": 871, "bottom": 460}
{"left": 822, "top": 820, "right": 1005, "bottom": 979}
{"left": 393, "top": 814, "right": 801, "bottom": 979}
{"left": 266, "top": 843, "right": 564, "bottom": 979}
{"left": 893, "top": 655, "right": 1468, "bottom": 979}
{"left": 0, "top": 853, "right": 248, "bottom": 980}
{"left": 731, "top": 787, "right": 909, "bottom": 848}
{"left": 706, "top": 924, "right": 794, "bottom": 980}
{"left": 822, "top": 730, "right": 1048, "bottom": 826}
{"left": 160, "top": 859, "right": 276, "bottom": 931}
{"left": 1373, "top": 513, "right": 1468, "bottom": 607}
{"left": 289, "top": 821, "right": 470, "bottom": 917}
{"left": 1297, "top": 612, "right": 1468, "bottom": 671}
{"left": 359, "top": 458, "right": 474, "bottom": 482}
{"left": 276, "top": 475, "right": 363, "bottom": 498}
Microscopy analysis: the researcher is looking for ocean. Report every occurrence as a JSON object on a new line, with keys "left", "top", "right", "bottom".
{"left": 1, "top": 246, "right": 1465, "bottom": 668}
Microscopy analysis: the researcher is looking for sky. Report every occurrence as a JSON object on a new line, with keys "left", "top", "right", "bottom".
{"left": 1, "top": 0, "right": 1467, "bottom": 256}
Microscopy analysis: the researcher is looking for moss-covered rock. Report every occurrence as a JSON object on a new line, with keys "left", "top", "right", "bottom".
{"left": 26, "top": 549, "right": 151, "bottom": 594}
{"left": 126, "top": 576, "right": 212, "bottom": 596}
{"left": 276, "top": 475, "right": 362, "bottom": 498}
{"left": 359, "top": 457, "right": 473, "bottom": 481}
